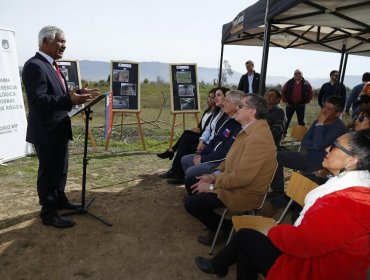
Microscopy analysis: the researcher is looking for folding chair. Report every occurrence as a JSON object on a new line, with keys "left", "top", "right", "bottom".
{"left": 281, "top": 124, "right": 307, "bottom": 152}
{"left": 209, "top": 162, "right": 278, "bottom": 255}
{"left": 232, "top": 172, "right": 318, "bottom": 236}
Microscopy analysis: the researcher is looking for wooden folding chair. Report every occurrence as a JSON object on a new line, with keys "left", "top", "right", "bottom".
{"left": 290, "top": 124, "right": 308, "bottom": 141}
{"left": 232, "top": 172, "right": 318, "bottom": 236}
{"left": 209, "top": 162, "right": 278, "bottom": 255}
{"left": 281, "top": 124, "right": 307, "bottom": 151}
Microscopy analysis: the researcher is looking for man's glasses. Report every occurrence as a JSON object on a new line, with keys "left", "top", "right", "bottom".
{"left": 238, "top": 103, "right": 254, "bottom": 109}
{"left": 329, "top": 141, "right": 355, "bottom": 156}
{"left": 331, "top": 74, "right": 339, "bottom": 77}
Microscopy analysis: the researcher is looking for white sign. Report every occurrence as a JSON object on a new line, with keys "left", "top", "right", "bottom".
{"left": 0, "top": 27, "right": 31, "bottom": 163}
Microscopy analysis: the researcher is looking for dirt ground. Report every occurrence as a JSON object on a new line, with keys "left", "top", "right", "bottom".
{"left": 0, "top": 153, "right": 237, "bottom": 280}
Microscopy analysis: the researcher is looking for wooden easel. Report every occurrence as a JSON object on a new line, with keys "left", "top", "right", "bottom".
{"left": 105, "top": 111, "right": 146, "bottom": 151}
{"left": 169, "top": 112, "right": 199, "bottom": 148}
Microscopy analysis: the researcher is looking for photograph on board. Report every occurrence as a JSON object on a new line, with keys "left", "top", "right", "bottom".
{"left": 120, "top": 83, "right": 137, "bottom": 96}
{"left": 113, "top": 69, "right": 129, "bottom": 82}
{"left": 113, "top": 96, "right": 130, "bottom": 109}
{"left": 180, "top": 97, "right": 195, "bottom": 110}
{"left": 176, "top": 71, "right": 192, "bottom": 83}
{"left": 178, "top": 84, "right": 195, "bottom": 97}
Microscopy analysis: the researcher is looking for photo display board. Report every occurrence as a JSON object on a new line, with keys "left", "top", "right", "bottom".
{"left": 110, "top": 61, "right": 140, "bottom": 112}
{"left": 169, "top": 63, "right": 200, "bottom": 113}
{"left": 56, "top": 59, "right": 82, "bottom": 92}
{"left": 56, "top": 59, "right": 82, "bottom": 117}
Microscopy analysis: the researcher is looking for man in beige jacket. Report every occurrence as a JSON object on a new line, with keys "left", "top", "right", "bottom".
{"left": 184, "top": 93, "right": 277, "bottom": 245}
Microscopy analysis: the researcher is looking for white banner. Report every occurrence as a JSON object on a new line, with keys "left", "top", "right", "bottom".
{"left": 0, "top": 27, "right": 31, "bottom": 164}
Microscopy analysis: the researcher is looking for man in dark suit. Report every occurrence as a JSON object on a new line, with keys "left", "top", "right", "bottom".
{"left": 22, "top": 26, "right": 99, "bottom": 228}
{"left": 237, "top": 60, "right": 261, "bottom": 94}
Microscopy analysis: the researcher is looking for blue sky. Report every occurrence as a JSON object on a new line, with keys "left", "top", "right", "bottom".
{"left": 1, "top": 0, "right": 369, "bottom": 78}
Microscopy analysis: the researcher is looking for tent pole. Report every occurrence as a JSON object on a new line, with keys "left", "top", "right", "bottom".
{"left": 340, "top": 53, "right": 348, "bottom": 85}
{"left": 259, "top": 0, "right": 271, "bottom": 95}
{"left": 337, "top": 42, "right": 346, "bottom": 94}
{"left": 218, "top": 44, "right": 224, "bottom": 87}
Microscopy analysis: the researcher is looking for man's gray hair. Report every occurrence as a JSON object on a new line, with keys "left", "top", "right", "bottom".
{"left": 38, "top": 26, "right": 64, "bottom": 48}
{"left": 226, "top": 90, "right": 245, "bottom": 105}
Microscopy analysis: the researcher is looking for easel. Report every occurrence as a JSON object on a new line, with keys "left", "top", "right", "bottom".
{"left": 169, "top": 112, "right": 199, "bottom": 148}
{"left": 105, "top": 111, "right": 146, "bottom": 151}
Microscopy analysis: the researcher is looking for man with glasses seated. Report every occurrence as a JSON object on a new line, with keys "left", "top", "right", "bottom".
{"left": 318, "top": 70, "right": 347, "bottom": 108}
{"left": 281, "top": 69, "right": 313, "bottom": 135}
{"left": 184, "top": 94, "right": 276, "bottom": 246}
{"left": 267, "top": 95, "right": 347, "bottom": 212}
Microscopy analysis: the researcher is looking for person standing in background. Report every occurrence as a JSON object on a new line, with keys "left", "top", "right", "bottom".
{"left": 22, "top": 26, "right": 100, "bottom": 228}
{"left": 281, "top": 69, "right": 313, "bottom": 135}
{"left": 237, "top": 60, "right": 261, "bottom": 94}
{"left": 318, "top": 70, "right": 346, "bottom": 108}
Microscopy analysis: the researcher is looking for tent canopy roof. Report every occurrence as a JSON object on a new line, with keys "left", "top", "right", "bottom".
{"left": 222, "top": 0, "right": 370, "bottom": 56}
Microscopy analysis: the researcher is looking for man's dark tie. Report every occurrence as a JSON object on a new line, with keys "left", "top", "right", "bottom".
{"left": 53, "top": 61, "right": 66, "bottom": 91}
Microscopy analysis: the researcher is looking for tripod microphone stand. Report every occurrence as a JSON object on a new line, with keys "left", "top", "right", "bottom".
{"left": 62, "top": 95, "right": 112, "bottom": 226}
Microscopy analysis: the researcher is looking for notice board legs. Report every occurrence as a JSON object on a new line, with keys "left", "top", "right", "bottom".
{"left": 169, "top": 112, "right": 199, "bottom": 149}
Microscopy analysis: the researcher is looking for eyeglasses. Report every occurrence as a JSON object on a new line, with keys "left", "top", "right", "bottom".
{"left": 331, "top": 74, "right": 339, "bottom": 77}
{"left": 238, "top": 103, "right": 254, "bottom": 109}
{"left": 294, "top": 72, "right": 302, "bottom": 75}
{"left": 355, "top": 114, "right": 367, "bottom": 123}
{"left": 329, "top": 141, "right": 355, "bottom": 156}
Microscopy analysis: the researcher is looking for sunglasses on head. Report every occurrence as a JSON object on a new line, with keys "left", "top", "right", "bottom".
{"left": 355, "top": 114, "right": 367, "bottom": 123}
{"left": 329, "top": 141, "right": 355, "bottom": 156}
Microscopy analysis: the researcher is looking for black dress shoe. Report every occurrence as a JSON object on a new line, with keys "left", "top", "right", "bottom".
{"left": 157, "top": 149, "right": 174, "bottom": 160}
{"left": 158, "top": 169, "right": 174, "bottom": 178}
{"left": 195, "top": 257, "right": 227, "bottom": 278}
{"left": 167, "top": 177, "right": 184, "bottom": 185}
{"left": 58, "top": 201, "right": 81, "bottom": 210}
{"left": 42, "top": 215, "right": 75, "bottom": 228}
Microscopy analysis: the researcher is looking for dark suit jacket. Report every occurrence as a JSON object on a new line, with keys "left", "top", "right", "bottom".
{"left": 22, "top": 53, "right": 73, "bottom": 145}
{"left": 237, "top": 71, "right": 261, "bottom": 94}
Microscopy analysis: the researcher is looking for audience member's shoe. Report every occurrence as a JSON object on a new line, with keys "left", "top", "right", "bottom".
{"left": 167, "top": 177, "right": 184, "bottom": 185}
{"left": 195, "top": 256, "right": 228, "bottom": 278}
{"left": 156, "top": 149, "right": 174, "bottom": 160}
{"left": 42, "top": 215, "right": 75, "bottom": 228}
{"left": 158, "top": 169, "right": 174, "bottom": 178}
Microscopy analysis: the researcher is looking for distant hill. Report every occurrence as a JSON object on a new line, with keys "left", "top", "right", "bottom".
{"left": 54, "top": 60, "right": 363, "bottom": 89}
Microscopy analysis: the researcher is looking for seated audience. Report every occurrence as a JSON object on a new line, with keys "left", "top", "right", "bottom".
{"left": 265, "top": 89, "right": 286, "bottom": 146}
{"left": 269, "top": 96, "right": 347, "bottom": 198}
{"left": 354, "top": 109, "right": 370, "bottom": 131}
{"left": 181, "top": 90, "right": 244, "bottom": 181}
{"left": 157, "top": 88, "right": 217, "bottom": 182}
{"left": 195, "top": 129, "right": 370, "bottom": 280}
{"left": 345, "top": 72, "right": 370, "bottom": 118}
{"left": 184, "top": 94, "right": 276, "bottom": 245}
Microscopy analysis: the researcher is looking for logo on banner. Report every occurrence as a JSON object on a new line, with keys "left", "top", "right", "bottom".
{"left": 2, "top": 39, "right": 9, "bottom": 49}
{"left": 231, "top": 12, "right": 244, "bottom": 35}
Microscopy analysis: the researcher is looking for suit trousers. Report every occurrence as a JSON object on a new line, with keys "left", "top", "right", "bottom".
{"left": 184, "top": 191, "right": 225, "bottom": 232}
{"left": 211, "top": 228, "right": 282, "bottom": 280}
{"left": 285, "top": 104, "right": 306, "bottom": 133}
{"left": 181, "top": 154, "right": 220, "bottom": 179}
{"left": 34, "top": 142, "right": 69, "bottom": 219}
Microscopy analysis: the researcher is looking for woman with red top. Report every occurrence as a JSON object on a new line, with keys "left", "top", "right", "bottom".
{"left": 195, "top": 129, "right": 370, "bottom": 280}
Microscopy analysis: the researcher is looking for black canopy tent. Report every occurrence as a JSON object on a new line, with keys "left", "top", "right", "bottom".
{"left": 219, "top": 0, "right": 370, "bottom": 94}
